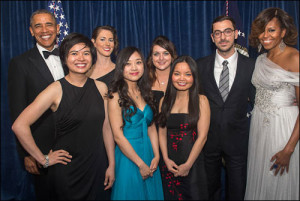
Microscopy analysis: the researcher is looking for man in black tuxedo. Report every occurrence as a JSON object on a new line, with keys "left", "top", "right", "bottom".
{"left": 8, "top": 9, "right": 66, "bottom": 199}
{"left": 196, "top": 16, "right": 255, "bottom": 200}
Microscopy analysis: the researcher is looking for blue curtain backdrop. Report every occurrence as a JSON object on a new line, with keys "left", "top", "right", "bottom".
{"left": 1, "top": 1, "right": 299, "bottom": 200}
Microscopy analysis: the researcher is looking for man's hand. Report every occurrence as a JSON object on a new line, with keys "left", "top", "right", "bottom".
{"left": 24, "top": 156, "right": 40, "bottom": 175}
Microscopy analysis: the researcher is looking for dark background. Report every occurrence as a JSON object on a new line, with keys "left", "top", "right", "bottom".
{"left": 1, "top": 1, "right": 299, "bottom": 200}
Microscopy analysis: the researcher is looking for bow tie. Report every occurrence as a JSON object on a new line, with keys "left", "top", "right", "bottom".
{"left": 43, "top": 48, "right": 59, "bottom": 59}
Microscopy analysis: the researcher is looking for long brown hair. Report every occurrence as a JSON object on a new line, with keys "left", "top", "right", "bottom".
{"left": 91, "top": 25, "right": 119, "bottom": 56}
{"left": 146, "top": 35, "right": 177, "bottom": 86}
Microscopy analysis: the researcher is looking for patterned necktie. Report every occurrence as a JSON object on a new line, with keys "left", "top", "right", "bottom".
{"left": 219, "top": 60, "right": 229, "bottom": 101}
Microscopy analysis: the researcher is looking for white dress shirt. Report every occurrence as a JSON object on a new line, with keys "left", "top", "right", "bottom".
{"left": 36, "top": 43, "right": 65, "bottom": 81}
{"left": 214, "top": 49, "right": 238, "bottom": 91}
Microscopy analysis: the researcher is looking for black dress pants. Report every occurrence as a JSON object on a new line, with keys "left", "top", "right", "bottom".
{"left": 204, "top": 150, "right": 247, "bottom": 200}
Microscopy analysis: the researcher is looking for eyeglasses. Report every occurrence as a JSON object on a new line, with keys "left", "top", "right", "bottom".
{"left": 212, "top": 28, "right": 235, "bottom": 38}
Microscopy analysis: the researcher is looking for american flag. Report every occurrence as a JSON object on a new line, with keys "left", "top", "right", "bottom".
{"left": 223, "top": 0, "right": 249, "bottom": 57}
{"left": 47, "top": 0, "right": 70, "bottom": 45}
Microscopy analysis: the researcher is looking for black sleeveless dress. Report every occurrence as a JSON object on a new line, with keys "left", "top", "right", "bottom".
{"left": 48, "top": 78, "right": 110, "bottom": 200}
{"left": 96, "top": 69, "right": 115, "bottom": 87}
{"left": 160, "top": 113, "right": 208, "bottom": 200}
{"left": 152, "top": 89, "right": 164, "bottom": 126}
{"left": 152, "top": 90, "right": 164, "bottom": 109}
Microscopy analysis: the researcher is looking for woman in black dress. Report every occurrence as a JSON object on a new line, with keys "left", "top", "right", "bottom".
{"left": 146, "top": 35, "right": 177, "bottom": 106}
{"left": 157, "top": 56, "right": 210, "bottom": 200}
{"left": 86, "top": 25, "right": 119, "bottom": 87}
{"left": 12, "top": 33, "right": 115, "bottom": 200}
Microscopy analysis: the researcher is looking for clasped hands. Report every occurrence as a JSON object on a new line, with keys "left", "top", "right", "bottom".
{"left": 139, "top": 157, "right": 159, "bottom": 180}
{"left": 165, "top": 158, "right": 190, "bottom": 177}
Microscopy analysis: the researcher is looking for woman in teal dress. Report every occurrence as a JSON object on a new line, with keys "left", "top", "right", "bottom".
{"left": 108, "top": 46, "right": 164, "bottom": 200}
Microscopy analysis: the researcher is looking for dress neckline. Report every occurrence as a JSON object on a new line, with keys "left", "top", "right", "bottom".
{"left": 63, "top": 77, "right": 89, "bottom": 88}
{"left": 152, "top": 90, "right": 164, "bottom": 93}
{"left": 136, "top": 104, "right": 148, "bottom": 113}
{"left": 263, "top": 53, "right": 290, "bottom": 73}
{"left": 97, "top": 69, "right": 115, "bottom": 80}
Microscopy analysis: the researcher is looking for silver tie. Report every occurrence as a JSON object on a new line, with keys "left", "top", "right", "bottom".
{"left": 219, "top": 60, "right": 229, "bottom": 101}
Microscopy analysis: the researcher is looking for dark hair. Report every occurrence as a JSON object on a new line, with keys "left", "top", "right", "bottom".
{"left": 59, "top": 33, "right": 97, "bottom": 73}
{"left": 249, "top": 7, "right": 298, "bottom": 49}
{"left": 30, "top": 9, "right": 57, "bottom": 27}
{"left": 211, "top": 15, "right": 236, "bottom": 33}
{"left": 91, "top": 25, "right": 119, "bottom": 56}
{"left": 108, "top": 46, "right": 157, "bottom": 128}
{"left": 158, "top": 55, "right": 201, "bottom": 130}
{"left": 146, "top": 35, "right": 178, "bottom": 86}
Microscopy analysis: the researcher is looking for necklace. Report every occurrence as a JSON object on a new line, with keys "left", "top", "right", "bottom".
{"left": 129, "top": 91, "right": 139, "bottom": 100}
{"left": 158, "top": 79, "right": 167, "bottom": 85}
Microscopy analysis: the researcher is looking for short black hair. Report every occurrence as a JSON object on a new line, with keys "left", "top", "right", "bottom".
{"left": 59, "top": 33, "right": 97, "bottom": 72}
{"left": 212, "top": 15, "right": 236, "bottom": 33}
{"left": 30, "top": 9, "right": 57, "bottom": 27}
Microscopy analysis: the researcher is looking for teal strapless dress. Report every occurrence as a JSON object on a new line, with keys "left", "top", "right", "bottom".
{"left": 111, "top": 104, "right": 164, "bottom": 200}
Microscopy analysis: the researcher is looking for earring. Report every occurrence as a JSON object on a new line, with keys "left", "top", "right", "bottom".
{"left": 258, "top": 43, "right": 262, "bottom": 53}
{"left": 279, "top": 40, "right": 286, "bottom": 52}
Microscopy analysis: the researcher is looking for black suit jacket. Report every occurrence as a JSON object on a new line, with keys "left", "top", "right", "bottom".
{"left": 196, "top": 52, "right": 255, "bottom": 156}
{"left": 8, "top": 46, "right": 66, "bottom": 159}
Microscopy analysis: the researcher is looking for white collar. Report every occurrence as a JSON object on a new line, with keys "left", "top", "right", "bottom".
{"left": 215, "top": 48, "right": 238, "bottom": 67}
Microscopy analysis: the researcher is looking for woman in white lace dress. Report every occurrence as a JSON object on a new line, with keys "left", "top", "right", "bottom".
{"left": 245, "top": 7, "right": 299, "bottom": 200}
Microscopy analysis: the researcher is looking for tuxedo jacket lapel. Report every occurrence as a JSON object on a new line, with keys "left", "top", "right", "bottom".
{"left": 29, "top": 47, "right": 54, "bottom": 84}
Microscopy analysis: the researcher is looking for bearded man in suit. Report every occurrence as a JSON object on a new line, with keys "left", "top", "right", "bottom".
{"left": 8, "top": 9, "right": 67, "bottom": 199}
{"left": 196, "top": 16, "right": 255, "bottom": 200}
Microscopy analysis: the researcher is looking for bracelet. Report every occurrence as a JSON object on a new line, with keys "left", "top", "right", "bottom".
{"left": 43, "top": 155, "right": 49, "bottom": 168}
